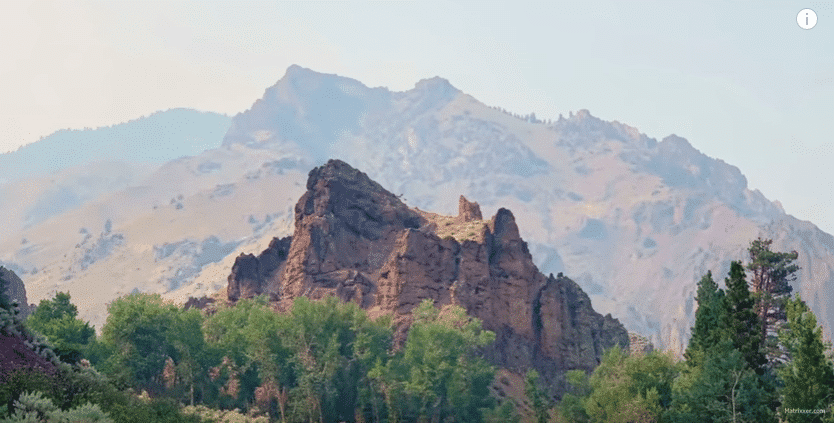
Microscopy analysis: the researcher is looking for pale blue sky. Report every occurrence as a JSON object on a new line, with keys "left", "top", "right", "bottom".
{"left": 1, "top": 1, "right": 832, "bottom": 233}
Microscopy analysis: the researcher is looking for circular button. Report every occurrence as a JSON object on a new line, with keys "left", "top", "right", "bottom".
{"left": 797, "top": 8, "right": 818, "bottom": 30}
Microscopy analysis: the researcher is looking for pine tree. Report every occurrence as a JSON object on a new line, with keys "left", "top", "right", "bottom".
{"left": 685, "top": 271, "right": 727, "bottom": 367}
{"left": 723, "top": 261, "right": 767, "bottom": 375}
{"left": 778, "top": 296, "right": 834, "bottom": 422}
{"left": 746, "top": 238, "right": 799, "bottom": 365}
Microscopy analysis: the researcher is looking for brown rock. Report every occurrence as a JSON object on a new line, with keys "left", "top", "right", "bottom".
{"left": 227, "top": 236, "right": 292, "bottom": 302}
{"left": 458, "top": 195, "right": 483, "bottom": 222}
{"left": 226, "top": 159, "right": 629, "bottom": 395}
{"left": 0, "top": 266, "right": 32, "bottom": 319}
{"left": 184, "top": 296, "right": 216, "bottom": 311}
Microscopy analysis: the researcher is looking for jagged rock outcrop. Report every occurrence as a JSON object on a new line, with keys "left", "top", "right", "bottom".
{"left": 226, "top": 236, "right": 292, "bottom": 301}
{"left": 0, "top": 266, "right": 32, "bottom": 319}
{"left": 458, "top": 195, "right": 483, "bottom": 222}
{"left": 0, "top": 267, "right": 57, "bottom": 382}
{"left": 227, "top": 160, "right": 629, "bottom": 393}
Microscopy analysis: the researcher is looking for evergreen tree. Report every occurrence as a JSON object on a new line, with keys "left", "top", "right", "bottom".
{"left": 669, "top": 339, "right": 778, "bottom": 423}
{"left": 723, "top": 261, "right": 767, "bottom": 375}
{"left": 684, "top": 271, "right": 727, "bottom": 367}
{"left": 777, "top": 296, "right": 834, "bottom": 422}
{"left": 746, "top": 238, "right": 799, "bottom": 365}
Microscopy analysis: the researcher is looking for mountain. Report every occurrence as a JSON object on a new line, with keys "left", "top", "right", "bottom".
{"left": 0, "top": 109, "right": 232, "bottom": 242}
{"left": 220, "top": 159, "right": 628, "bottom": 393}
{"left": 3, "top": 66, "right": 833, "bottom": 356}
{"left": 0, "top": 108, "right": 231, "bottom": 184}
{"left": 216, "top": 66, "right": 833, "bottom": 355}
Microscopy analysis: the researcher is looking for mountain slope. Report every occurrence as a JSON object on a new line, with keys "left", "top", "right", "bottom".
{"left": 4, "top": 66, "right": 832, "bottom": 355}
{"left": 223, "top": 159, "right": 629, "bottom": 394}
{"left": 218, "top": 66, "right": 833, "bottom": 355}
{"left": 0, "top": 108, "right": 231, "bottom": 184}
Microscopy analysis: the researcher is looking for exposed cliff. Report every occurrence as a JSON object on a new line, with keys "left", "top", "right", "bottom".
{"left": 0, "top": 267, "right": 57, "bottom": 381}
{"left": 0, "top": 266, "right": 32, "bottom": 319}
{"left": 226, "top": 160, "right": 628, "bottom": 393}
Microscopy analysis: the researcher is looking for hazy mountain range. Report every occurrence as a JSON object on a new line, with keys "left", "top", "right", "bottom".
{"left": 2, "top": 65, "right": 832, "bottom": 356}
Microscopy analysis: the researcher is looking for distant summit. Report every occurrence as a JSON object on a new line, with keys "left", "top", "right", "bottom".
{"left": 5, "top": 66, "right": 831, "bottom": 358}
{"left": 0, "top": 109, "right": 231, "bottom": 183}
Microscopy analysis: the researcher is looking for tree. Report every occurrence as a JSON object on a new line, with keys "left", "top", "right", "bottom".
{"left": 524, "top": 370, "right": 550, "bottom": 423}
{"left": 723, "top": 261, "right": 767, "bottom": 375}
{"left": 685, "top": 271, "right": 727, "bottom": 367}
{"left": 746, "top": 238, "right": 799, "bottom": 365}
{"left": 2, "top": 391, "right": 113, "bottom": 423}
{"left": 581, "top": 345, "right": 679, "bottom": 423}
{"left": 25, "top": 292, "right": 95, "bottom": 364}
{"left": 558, "top": 370, "right": 591, "bottom": 423}
{"left": 370, "top": 299, "right": 497, "bottom": 423}
{"left": 99, "top": 293, "right": 205, "bottom": 398}
{"left": 777, "top": 296, "right": 834, "bottom": 422}
{"left": 201, "top": 296, "right": 278, "bottom": 412}
{"left": 669, "top": 339, "right": 778, "bottom": 423}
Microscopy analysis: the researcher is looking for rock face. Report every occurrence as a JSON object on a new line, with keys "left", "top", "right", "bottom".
{"left": 227, "top": 236, "right": 292, "bottom": 302}
{"left": 458, "top": 195, "right": 483, "bottom": 222}
{"left": 228, "top": 160, "right": 628, "bottom": 393}
{"left": 0, "top": 266, "right": 32, "bottom": 319}
{"left": 0, "top": 267, "right": 56, "bottom": 381}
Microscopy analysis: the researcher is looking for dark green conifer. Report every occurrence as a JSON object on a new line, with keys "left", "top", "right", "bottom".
{"left": 723, "top": 261, "right": 767, "bottom": 375}
{"left": 778, "top": 296, "right": 834, "bottom": 422}
{"left": 684, "top": 271, "right": 726, "bottom": 366}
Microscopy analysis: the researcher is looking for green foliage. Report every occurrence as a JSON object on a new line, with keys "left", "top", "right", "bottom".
{"left": 557, "top": 370, "right": 591, "bottom": 423}
{"left": 684, "top": 271, "right": 727, "bottom": 367}
{"left": 524, "top": 370, "right": 550, "bottom": 423}
{"left": 0, "top": 369, "right": 54, "bottom": 418}
{"left": 747, "top": 238, "right": 799, "bottom": 365}
{"left": 1, "top": 391, "right": 113, "bottom": 423}
{"left": 481, "top": 399, "right": 519, "bottom": 423}
{"left": 668, "top": 338, "right": 778, "bottom": 423}
{"left": 777, "top": 296, "right": 834, "bottom": 422}
{"left": 99, "top": 292, "right": 208, "bottom": 401}
{"left": 576, "top": 345, "right": 679, "bottom": 423}
{"left": 723, "top": 261, "right": 767, "bottom": 374}
{"left": 25, "top": 292, "right": 95, "bottom": 364}
{"left": 370, "top": 299, "right": 497, "bottom": 423}
{"left": 283, "top": 296, "right": 392, "bottom": 423}
{"left": 181, "top": 405, "right": 269, "bottom": 422}
{"left": 203, "top": 297, "right": 276, "bottom": 411}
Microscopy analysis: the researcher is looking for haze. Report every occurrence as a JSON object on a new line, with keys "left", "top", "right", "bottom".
{"left": 1, "top": 0, "right": 832, "bottom": 233}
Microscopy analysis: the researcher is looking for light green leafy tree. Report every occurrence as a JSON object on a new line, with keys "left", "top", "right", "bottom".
{"left": 99, "top": 293, "right": 206, "bottom": 399}
{"left": 25, "top": 292, "right": 95, "bottom": 364}
{"left": 372, "top": 299, "right": 497, "bottom": 423}
{"left": 524, "top": 369, "right": 550, "bottom": 423}
{"left": 580, "top": 345, "right": 679, "bottom": 423}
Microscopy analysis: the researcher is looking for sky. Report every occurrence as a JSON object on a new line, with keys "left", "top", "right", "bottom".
{"left": 1, "top": 0, "right": 832, "bottom": 233}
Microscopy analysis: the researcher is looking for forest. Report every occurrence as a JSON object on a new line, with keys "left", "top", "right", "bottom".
{"left": 1, "top": 238, "right": 833, "bottom": 422}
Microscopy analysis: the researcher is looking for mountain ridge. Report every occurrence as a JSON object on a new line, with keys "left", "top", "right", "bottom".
{"left": 3, "top": 65, "right": 832, "bottom": 357}
{"left": 221, "top": 159, "right": 628, "bottom": 394}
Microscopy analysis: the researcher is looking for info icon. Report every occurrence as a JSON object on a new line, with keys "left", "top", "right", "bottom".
{"left": 797, "top": 8, "right": 817, "bottom": 29}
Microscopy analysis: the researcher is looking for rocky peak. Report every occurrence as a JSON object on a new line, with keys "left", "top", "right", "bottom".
{"left": 0, "top": 266, "right": 32, "bottom": 319}
{"left": 226, "top": 160, "right": 628, "bottom": 396}
{"left": 458, "top": 195, "right": 483, "bottom": 222}
{"left": 227, "top": 236, "right": 292, "bottom": 302}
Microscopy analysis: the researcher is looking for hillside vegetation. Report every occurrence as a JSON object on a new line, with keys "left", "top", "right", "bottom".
{"left": 1, "top": 238, "right": 833, "bottom": 422}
